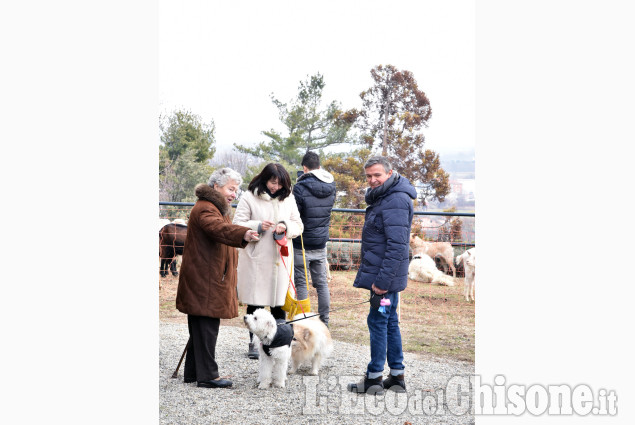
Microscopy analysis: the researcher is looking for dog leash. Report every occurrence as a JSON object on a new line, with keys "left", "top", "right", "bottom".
{"left": 280, "top": 299, "right": 371, "bottom": 325}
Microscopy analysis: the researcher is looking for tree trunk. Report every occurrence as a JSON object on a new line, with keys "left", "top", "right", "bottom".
{"left": 382, "top": 101, "right": 389, "bottom": 156}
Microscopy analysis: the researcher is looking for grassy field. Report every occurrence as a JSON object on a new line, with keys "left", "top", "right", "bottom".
{"left": 159, "top": 269, "right": 474, "bottom": 363}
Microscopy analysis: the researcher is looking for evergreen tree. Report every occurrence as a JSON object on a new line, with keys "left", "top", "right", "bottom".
{"left": 160, "top": 109, "right": 216, "bottom": 163}
{"left": 234, "top": 73, "right": 356, "bottom": 166}
{"left": 159, "top": 109, "right": 216, "bottom": 202}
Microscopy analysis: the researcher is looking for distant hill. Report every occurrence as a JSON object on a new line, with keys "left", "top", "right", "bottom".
{"left": 421, "top": 149, "right": 476, "bottom": 212}
{"left": 437, "top": 149, "right": 475, "bottom": 162}
{"left": 438, "top": 149, "right": 475, "bottom": 179}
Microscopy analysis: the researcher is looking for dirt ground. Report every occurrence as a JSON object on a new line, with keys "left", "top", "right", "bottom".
{"left": 159, "top": 269, "right": 475, "bottom": 363}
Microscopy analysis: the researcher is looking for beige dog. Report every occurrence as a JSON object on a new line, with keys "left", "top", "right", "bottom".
{"left": 289, "top": 314, "right": 333, "bottom": 375}
{"left": 410, "top": 234, "right": 456, "bottom": 277}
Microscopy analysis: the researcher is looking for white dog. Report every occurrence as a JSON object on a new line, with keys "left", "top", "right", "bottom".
{"left": 243, "top": 309, "right": 293, "bottom": 389}
{"left": 408, "top": 254, "right": 456, "bottom": 286}
{"left": 455, "top": 248, "right": 476, "bottom": 302}
{"left": 289, "top": 314, "right": 333, "bottom": 375}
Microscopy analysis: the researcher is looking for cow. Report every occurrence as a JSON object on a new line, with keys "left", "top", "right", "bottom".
{"left": 159, "top": 223, "right": 187, "bottom": 277}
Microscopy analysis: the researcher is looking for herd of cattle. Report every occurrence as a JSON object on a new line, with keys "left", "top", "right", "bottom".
{"left": 159, "top": 219, "right": 476, "bottom": 301}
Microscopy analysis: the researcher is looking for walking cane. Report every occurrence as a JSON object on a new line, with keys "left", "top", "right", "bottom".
{"left": 171, "top": 337, "right": 190, "bottom": 379}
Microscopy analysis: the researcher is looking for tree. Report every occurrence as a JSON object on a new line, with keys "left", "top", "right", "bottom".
{"left": 159, "top": 148, "right": 213, "bottom": 202}
{"left": 438, "top": 207, "right": 464, "bottom": 242}
{"left": 356, "top": 64, "right": 450, "bottom": 206}
{"left": 234, "top": 73, "right": 356, "bottom": 166}
{"left": 321, "top": 148, "right": 371, "bottom": 240}
{"left": 159, "top": 109, "right": 216, "bottom": 202}
{"left": 413, "top": 149, "right": 451, "bottom": 206}
{"left": 322, "top": 148, "right": 371, "bottom": 209}
{"left": 160, "top": 109, "right": 216, "bottom": 163}
{"left": 209, "top": 150, "right": 259, "bottom": 177}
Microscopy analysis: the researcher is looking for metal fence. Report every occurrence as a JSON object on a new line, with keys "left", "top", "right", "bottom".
{"left": 159, "top": 201, "right": 475, "bottom": 276}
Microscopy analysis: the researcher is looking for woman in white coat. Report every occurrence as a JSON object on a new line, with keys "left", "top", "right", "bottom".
{"left": 233, "top": 163, "right": 304, "bottom": 359}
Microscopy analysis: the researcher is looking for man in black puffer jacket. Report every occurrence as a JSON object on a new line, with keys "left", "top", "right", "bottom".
{"left": 292, "top": 151, "right": 336, "bottom": 326}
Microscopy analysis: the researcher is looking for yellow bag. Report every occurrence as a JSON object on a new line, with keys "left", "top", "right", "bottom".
{"left": 281, "top": 234, "right": 311, "bottom": 317}
{"left": 282, "top": 290, "right": 311, "bottom": 318}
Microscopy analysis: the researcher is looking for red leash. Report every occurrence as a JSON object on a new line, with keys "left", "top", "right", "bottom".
{"left": 279, "top": 248, "right": 308, "bottom": 316}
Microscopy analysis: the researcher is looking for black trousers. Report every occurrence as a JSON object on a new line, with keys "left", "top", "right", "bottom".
{"left": 184, "top": 315, "right": 220, "bottom": 382}
{"left": 246, "top": 305, "right": 286, "bottom": 341}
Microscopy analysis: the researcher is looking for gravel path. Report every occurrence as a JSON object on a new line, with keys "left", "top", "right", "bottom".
{"left": 160, "top": 322, "right": 475, "bottom": 424}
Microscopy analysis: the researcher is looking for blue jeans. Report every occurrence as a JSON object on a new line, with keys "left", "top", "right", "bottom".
{"left": 366, "top": 291, "right": 404, "bottom": 378}
{"left": 294, "top": 247, "right": 330, "bottom": 325}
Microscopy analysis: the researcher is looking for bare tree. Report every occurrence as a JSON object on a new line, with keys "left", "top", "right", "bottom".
{"left": 209, "top": 150, "right": 257, "bottom": 176}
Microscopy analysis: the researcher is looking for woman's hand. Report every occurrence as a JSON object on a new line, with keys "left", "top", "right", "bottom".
{"left": 243, "top": 230, "right": 260, "bottom": 242}
{"left": 260, "top": 220, "right": 275, "bottom": 231}
{"left": 275, "top": 222, "right": 287, "bottom": 234}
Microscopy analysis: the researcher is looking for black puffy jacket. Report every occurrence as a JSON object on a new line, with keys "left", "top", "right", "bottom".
{"left": 292, "top": 169, "right": 336, "bottom": 251}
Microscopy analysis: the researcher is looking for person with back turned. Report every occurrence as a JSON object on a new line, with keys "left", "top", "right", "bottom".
{"left": 292, "top": 151, "right": 336, "bottom": 326}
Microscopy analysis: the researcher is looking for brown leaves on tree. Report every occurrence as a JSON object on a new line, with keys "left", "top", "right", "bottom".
{"left": 355, "top": 64, "right": 450, "bottom": 206}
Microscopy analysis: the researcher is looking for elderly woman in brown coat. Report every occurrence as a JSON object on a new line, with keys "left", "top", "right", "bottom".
{"left": 176, "top": 168, "right": 260, "bottom": 389}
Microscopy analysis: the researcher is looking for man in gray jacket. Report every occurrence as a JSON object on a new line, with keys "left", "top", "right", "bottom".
{"left": 292, "top": 151, "right": 336, "bottom": 326}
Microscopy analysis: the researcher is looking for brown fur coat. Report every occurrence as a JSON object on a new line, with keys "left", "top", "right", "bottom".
{"left": 176, "top": 184, "right": 250, "bottom": 319}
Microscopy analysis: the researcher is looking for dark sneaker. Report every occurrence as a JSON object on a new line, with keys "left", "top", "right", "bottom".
{"left": 347, "top": 376, "right": 384, "bottom": 395}
{"left": 248, "top": 342, "right": 259, "bottom": 359}
{"left": 383, "top": 374, "right": 406, "bottom": 392}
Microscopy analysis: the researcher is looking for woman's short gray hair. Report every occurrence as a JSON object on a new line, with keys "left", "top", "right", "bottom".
{"left": 364, "top": 156, "right": 392, "bottom": 173}
{"left": 208, "top": 167, "right": 243, "bottom": 188}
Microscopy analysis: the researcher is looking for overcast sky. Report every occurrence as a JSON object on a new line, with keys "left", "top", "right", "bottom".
{"left": 159, "top": 0, "right": 475, "bottom": 157}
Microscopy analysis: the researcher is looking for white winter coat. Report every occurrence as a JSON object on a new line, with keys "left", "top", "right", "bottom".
{"left": 233, "top": 189, "right": 304, "bottom": 306}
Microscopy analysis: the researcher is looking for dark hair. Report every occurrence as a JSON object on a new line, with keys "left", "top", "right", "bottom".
{"left": 248, "top": 163, "right": 292, "bottom": 201}
{"left": 301, "top": 151, "right": 320, "bottom": 170}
